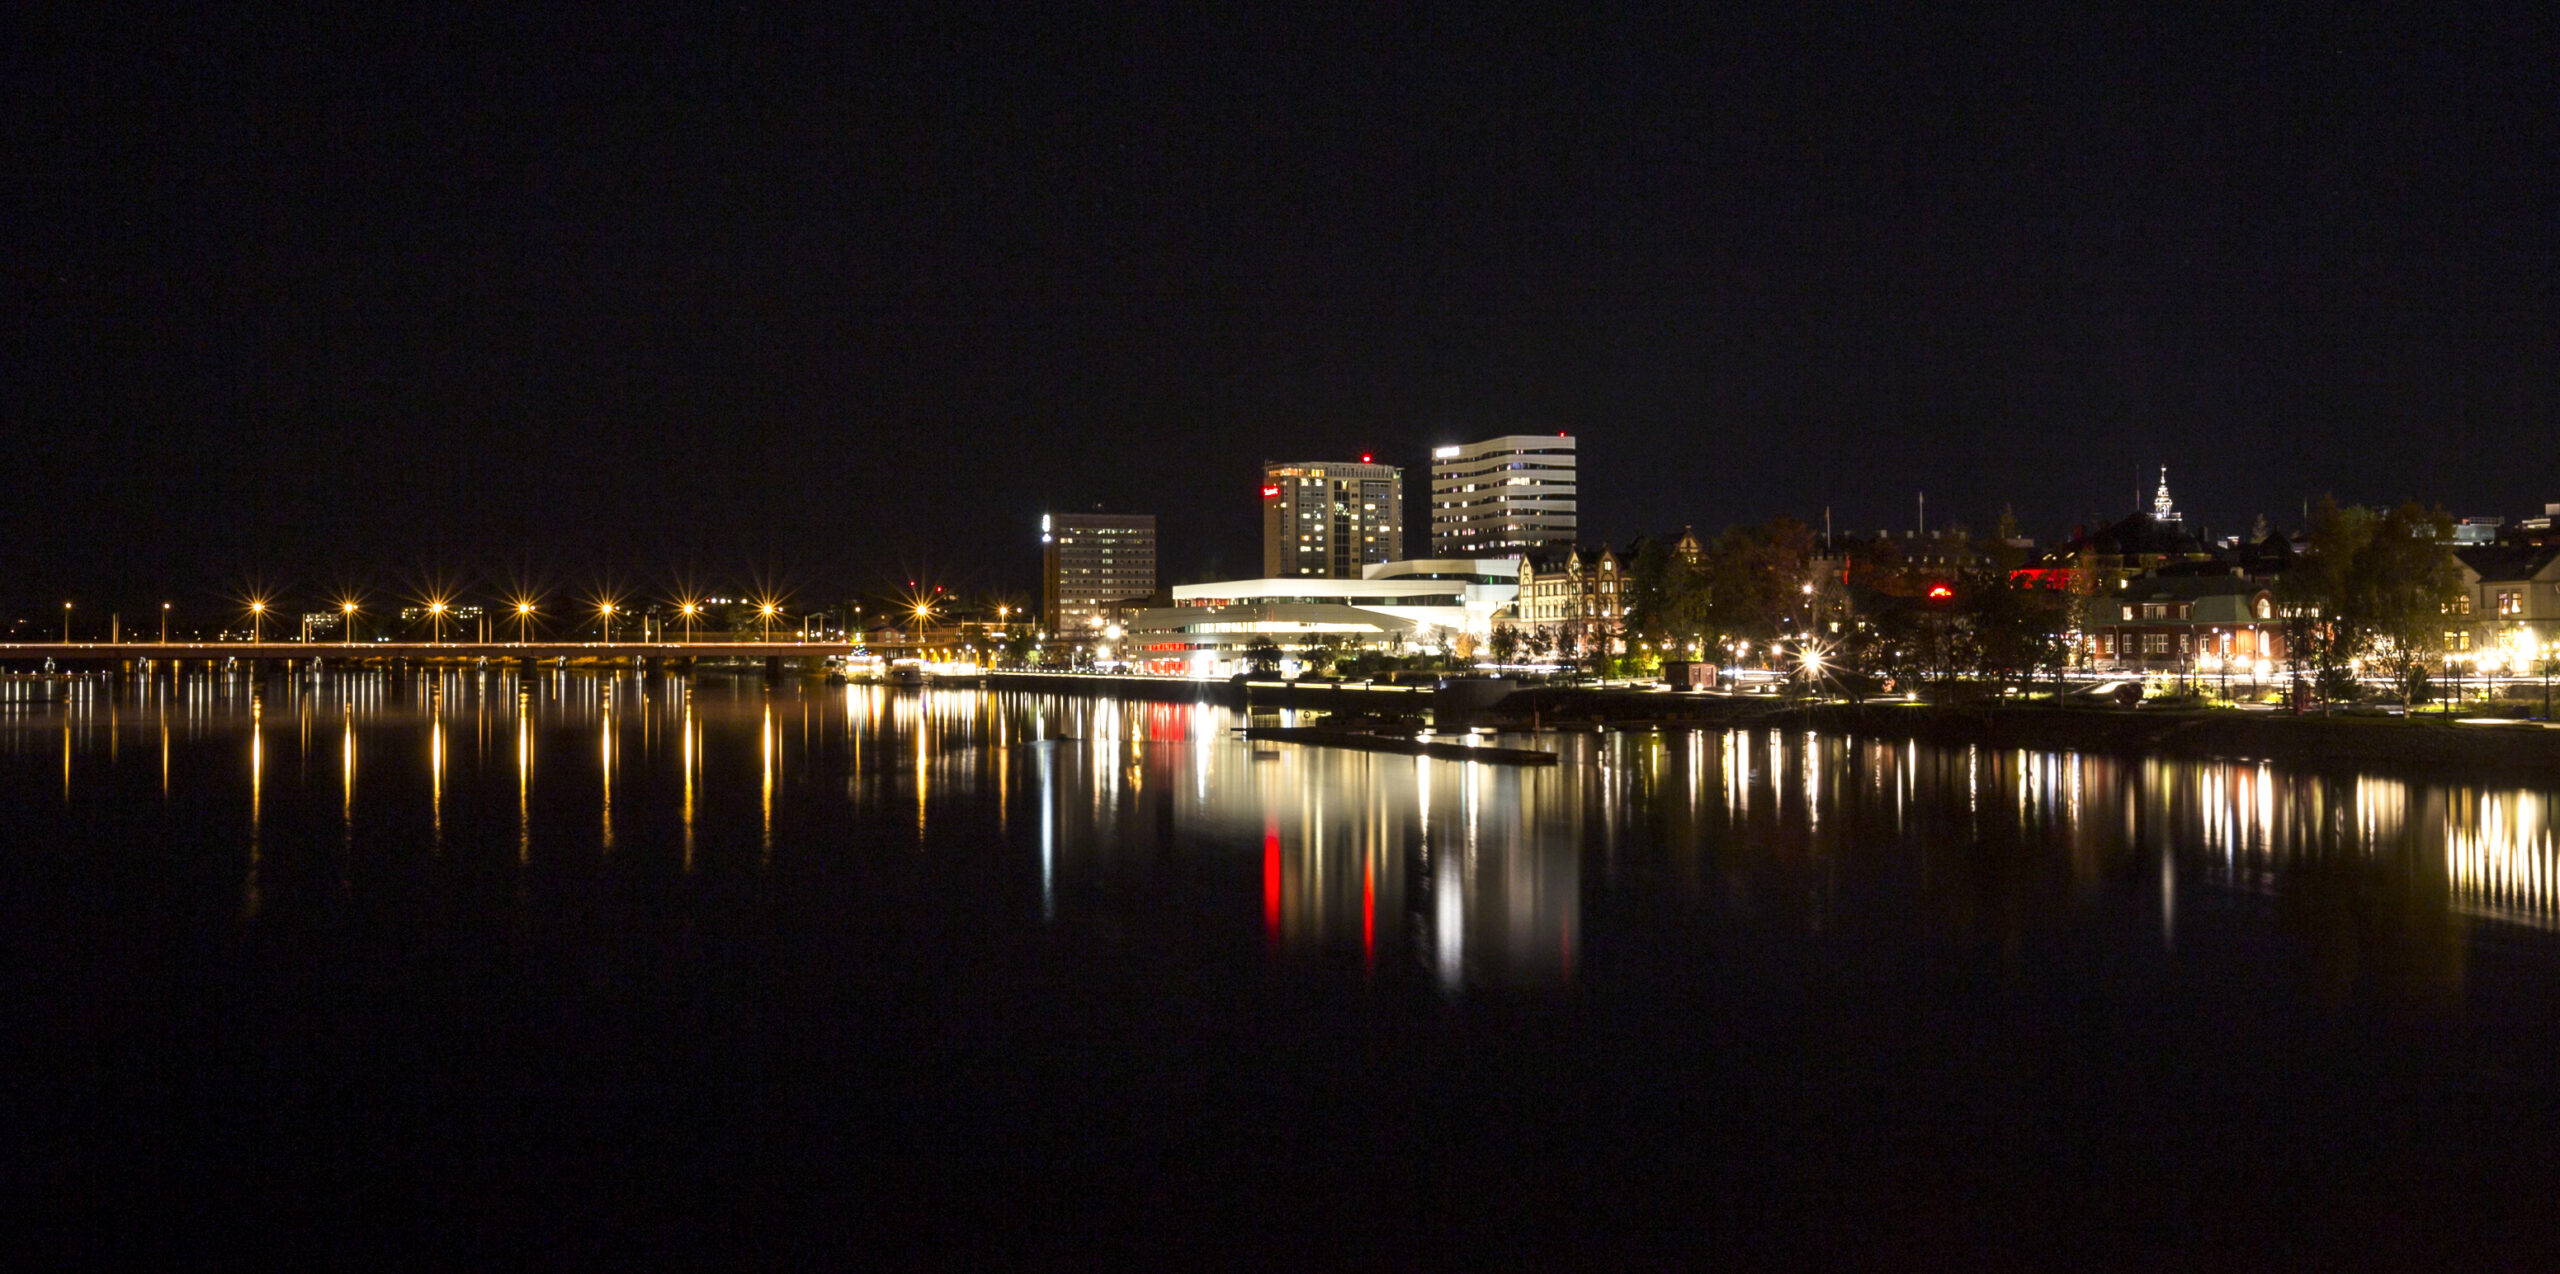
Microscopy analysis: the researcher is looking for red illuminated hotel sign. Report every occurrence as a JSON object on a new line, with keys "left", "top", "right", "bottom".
{"left": 1261, "top": 485, "right": 1281, "bottom": 498}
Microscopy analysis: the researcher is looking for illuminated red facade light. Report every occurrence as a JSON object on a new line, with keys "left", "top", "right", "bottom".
{"left": 1261, "top": 485, "right": 1281, "bottom": 498}
{"left": 1926, "top": 584, "right": 1954, "bottom": 600}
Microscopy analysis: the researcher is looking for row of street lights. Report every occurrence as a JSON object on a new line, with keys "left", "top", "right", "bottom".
{"left": 46, "top": 597, "right": 806, "bottom": 644}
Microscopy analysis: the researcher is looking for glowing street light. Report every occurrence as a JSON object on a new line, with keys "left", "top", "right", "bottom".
{"left": 62, "top": 601, "right": 71, "bottom": 644}
{"left": 598, "top": 601, "right": 617, "bottom": 643}
{"left": 248, "top": 599, "right": 267, "bottom": 644}
{"left": 426, "top": 599, "right": 448, "bottom": 644}
{"left": 679, "top": 602, "right": 699, "bottom": 644}
{"left": 513, "top": 601, "right": 537, "bottom": 643}
{"left": 160, "top": 601, "right": 170, "bottom": 644}
{"left": 341, "top": 600, "right": 359, "bottom": 644}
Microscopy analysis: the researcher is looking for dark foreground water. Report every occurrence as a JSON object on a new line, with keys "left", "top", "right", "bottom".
{"left": 4, "top": 670, "right": 2558, "bottom": 1264}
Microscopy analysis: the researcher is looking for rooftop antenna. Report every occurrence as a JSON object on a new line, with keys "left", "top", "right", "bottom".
{"left": 1824, "top": 505, "right": 1832, "bottom": 548}
{"left": 1917, "top": 491, "right": 1925, "bottom": 536}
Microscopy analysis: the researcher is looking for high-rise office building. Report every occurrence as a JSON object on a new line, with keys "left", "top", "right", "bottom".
{"left": 1429, "top": 434, "right": 1577, "bottom": 556}
{"left": 1041, "top": 511, "right": 1158, "bottom": 634}
{"left": 1260, "top": 459, "right": 1404, "bottom": 578}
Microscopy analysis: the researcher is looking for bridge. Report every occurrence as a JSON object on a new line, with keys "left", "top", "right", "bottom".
{"left": 0, "top": 641, "right": 864, "bottom": 665}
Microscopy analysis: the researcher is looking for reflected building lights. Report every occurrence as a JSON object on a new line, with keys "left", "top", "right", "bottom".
{"left": 1804, "top": 732, "right": 1822, "bottom": 833}
{"left": 2447, "top": 791, "right": 2559, "bottom": 927}
{"left": 681, "top": 706, "right": 697, "bottom": 872}
{"left": 599, "top": 701, "right": 614, "bottom": 853}
{"left": 431, "top": 714, "right": 445, "bottom": 850}
{"left": 1039, "top": 741, "right": 1056, "bottom": 920}
{"left": 246, "top": 701, "right": 263, "bottom": 919}
{"left": 341, "top": 709, "right": 356, "bottom": 828}
{"left": 517, "top": 694, "right": 532, "bottom": 865}
{"left": 15, "top": 672, "right": 2560, "bottom": 991}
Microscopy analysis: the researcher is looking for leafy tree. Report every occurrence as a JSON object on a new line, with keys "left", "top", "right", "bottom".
{"left": 1243, "top": 637, "right": 1283, "bottom": 676}
{"left": 1623, "top": 535, "right": 1712, "bottom": 651}
{"left": 1962, "top": 575, "right": 2071, "bottom": 696}
{"left": 1487, "top": 626, "right": 1520, "bottom": 663}
{"left": 2275, "top": 497, "right": 2374, "bottom": 713}
{"left": 1705, "top": 517, "right": 1818, "bottom": 645}
{"left": 2273, "top": 496, "right": 2460, "bottom": 716}
{"left": 2352, "top": 501, "right": 2461, "bottom": 717}
{"left": 1834, "top": 619, "right": 1891, "bottom": 702}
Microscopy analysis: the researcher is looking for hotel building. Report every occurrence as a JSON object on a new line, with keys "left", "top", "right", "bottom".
{"left": 1429, "top": 434, "right": 1577, "bottom": 556}
{"left": 1261, "top": 459, "right": 1404, "bottom": 578}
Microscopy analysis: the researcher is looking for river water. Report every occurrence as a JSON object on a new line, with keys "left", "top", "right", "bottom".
{"left": 5, "top": 670, "right": 2557, "bottom": 1262}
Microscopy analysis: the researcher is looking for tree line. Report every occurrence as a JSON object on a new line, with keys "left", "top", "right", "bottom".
{"left": 1526, "top": 498, "right": 2468, "bottom": 709}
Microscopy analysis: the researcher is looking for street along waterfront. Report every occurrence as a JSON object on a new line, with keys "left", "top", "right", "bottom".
{"left": 5, "top": 669, "right": 2558, "bottom": 1262}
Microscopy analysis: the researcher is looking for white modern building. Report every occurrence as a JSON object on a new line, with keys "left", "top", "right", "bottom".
{"left": 1262, "top": 458, "right": 1404, "bottom": 578}
{"left": 1429, "top": 434, "right": 1577, "bottom": 557}
{"left": 1040, "top": 511, "right": 1158, "bottom": 635}
{"left": 1120, "top": 559, "right": 1519, "bottom": 676}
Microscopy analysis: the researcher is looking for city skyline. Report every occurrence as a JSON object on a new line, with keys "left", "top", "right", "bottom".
{"left": 5, "top": 460, "right": 2549, "bottom": 629}
{"left": 6, "top": 6, "right": 2550, "bottom": 609}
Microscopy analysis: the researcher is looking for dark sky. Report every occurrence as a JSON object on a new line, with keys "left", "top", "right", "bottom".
{"left": 6, "top": 3, "right": 2553, "bottom": 619}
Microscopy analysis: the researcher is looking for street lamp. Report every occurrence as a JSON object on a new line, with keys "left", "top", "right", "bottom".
{"left": 341, "top": 600, "right": 359, "bottom": 644}
{"left": 514, "top": 602, "right": 536, "bottom": 643}
{"left": 679, "top": 602, "right": 698, "bottom": 644}
{"left": 62, "top": 601, "right": 71, "bottom": 643}
{"left": 758, "top": 602, "right": 778, "bottom": 642}
{"left": 248, "top": 600, "right": 266, "bottom": 644}
{"left": 598, "top": 601, "right": 616, "bottom": 643}
{"left": 427, "top": 600, "right": 447, "bottom": 644}
{"left": 160, "top": 602, "right": 170, "bottom": 644}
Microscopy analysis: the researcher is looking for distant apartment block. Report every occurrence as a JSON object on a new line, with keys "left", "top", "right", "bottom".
{"left": 1430, "top": 434, "right": 1576, "bottom": 556}
{"left": 1261, "top": 459, "right": 1404, "bottom": 578}
{"left": 1041, "top": 511, "right": 1158, "bottom": 634}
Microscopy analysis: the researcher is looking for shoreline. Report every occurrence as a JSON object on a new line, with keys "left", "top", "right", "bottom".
{"left": 1489, "top": 689, "right": 2560, "bottom": 787}
{"left": 973, "top": 672, "right": 2560, "bottom": 786}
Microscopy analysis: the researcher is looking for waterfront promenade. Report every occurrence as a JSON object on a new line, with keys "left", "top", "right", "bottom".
{"left": 0, "top": 640, "right": 860, "bottom": 664}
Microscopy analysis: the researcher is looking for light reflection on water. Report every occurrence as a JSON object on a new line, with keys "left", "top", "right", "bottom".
{"left": 3, "top": 671, "right": 2558, "bottom": 994}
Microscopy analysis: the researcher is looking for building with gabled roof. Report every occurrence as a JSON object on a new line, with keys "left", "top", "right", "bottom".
{"left": 2453, "top": 542, "right": 2560, "bottom": 663}
{"left": 2088, "top": 571, "right": 2288, "bottom": 674}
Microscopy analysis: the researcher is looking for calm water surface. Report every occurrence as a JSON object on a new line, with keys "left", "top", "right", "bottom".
{"left": 6, "top": 670, "right": 2559, "bottom": 1262}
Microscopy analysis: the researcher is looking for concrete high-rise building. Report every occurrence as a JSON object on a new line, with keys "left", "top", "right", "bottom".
{"left": 1429, "top": 434, "right": 1577, "bottom": 556}
{"left": 1041, "top": 511, "right": 1158, "bottom": 634}
{"left": 1261, "top": 459, "right": 1405, "bottom": 578}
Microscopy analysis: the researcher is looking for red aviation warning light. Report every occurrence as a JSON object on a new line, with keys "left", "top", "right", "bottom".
{"left": 1261, "top": 485, "right": 1281, "bottom": 498}
{"left": 1360, "top": 453, "right": 1372, "bottom": 463}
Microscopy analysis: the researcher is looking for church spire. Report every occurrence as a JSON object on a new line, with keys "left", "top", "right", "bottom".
{"left": 2151, "top": 467, "right": 2180, "bottom": 523}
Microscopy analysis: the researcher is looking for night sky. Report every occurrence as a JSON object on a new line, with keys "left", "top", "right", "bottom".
{"left": 6, "top": 4, "right": 2553, "bottom": 618}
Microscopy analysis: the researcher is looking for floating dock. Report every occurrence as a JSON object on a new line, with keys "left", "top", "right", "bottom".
{"left": 1241, "top": 726, "right": 1559, "bottom": 766}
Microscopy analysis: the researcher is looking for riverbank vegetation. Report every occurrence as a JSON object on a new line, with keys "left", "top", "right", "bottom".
{"left": 1584, "top": 499, "right": 2497, "bottom": 719}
